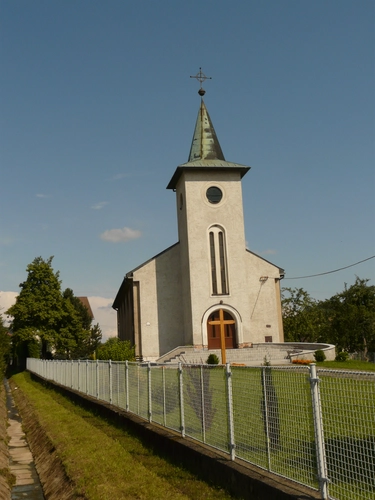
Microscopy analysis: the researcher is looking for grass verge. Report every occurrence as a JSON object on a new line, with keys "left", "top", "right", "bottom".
{"left": 11, "top": 371, "right": 234, "bottom": 500}
{"left": 315, "top": 360, "right": 375, "bottom": 371}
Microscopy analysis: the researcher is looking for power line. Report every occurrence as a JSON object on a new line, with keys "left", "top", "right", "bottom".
{"left": 284, "top": 255, "right": 375, "bottom": 280}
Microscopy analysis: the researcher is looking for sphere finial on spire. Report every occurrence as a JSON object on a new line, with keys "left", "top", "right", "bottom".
{"left": 190, "top": 67, "right": 212, "bottom": 96}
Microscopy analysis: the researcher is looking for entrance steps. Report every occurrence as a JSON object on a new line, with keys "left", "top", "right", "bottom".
{"left": 157, "top": 344, "right": 293, "bottom": 366}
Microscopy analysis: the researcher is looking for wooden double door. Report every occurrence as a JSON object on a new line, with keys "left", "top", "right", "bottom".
{"left": 207, "top": 309, "right": 236, "bottom": 349}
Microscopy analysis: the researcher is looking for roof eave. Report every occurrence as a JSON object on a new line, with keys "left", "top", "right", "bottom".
{"left": 167, "top": 162, "right": 250, "bottom": 190}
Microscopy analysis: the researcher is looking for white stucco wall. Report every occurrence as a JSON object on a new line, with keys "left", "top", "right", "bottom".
{"left": 174, "top": 169, "right": 283, "bottom": 349}
{"left": 176, "top": 170, "right": 251, "bottom": 347}
{"left": 243, "top": 251, "right": 283, "bottom": 343}
{"left": 132, "top": 166, "right": 283, "bottom": 360}
{"left": 133, "top": 244, "right": 184, "bottom": 360}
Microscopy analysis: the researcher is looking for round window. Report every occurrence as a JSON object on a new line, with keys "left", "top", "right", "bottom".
{"left": 206, "top": 186, "right": 223, "bottom": 204}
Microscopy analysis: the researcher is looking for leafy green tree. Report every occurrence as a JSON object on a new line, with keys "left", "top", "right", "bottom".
{"left": 57, "top": 289, "right": 102, "bottom": 359}
{"left": 96, "top": 337, "right": 135, "bottom": 361}
{"left": 324, "top": 277, "right": 375, "bottom": 358}
{"left": 7, "top": 256, "right": 65, "bottom": 362}
{"left": 63, "top": 289, "right": 93, "bottom": 329}
{"left": 6, "top": 257, "right": 103, "bottom": 364}
{"left": 55, "top": 291, "right": 102, "bottom": 360}
{"left": 282, "top": 287, "right": 328, "bottom": 343}
{"left": 0, "top": 315, "right": 11, "bottom": 374}
{"left": 282, "top": 278, "right": 375, "bottom": 359}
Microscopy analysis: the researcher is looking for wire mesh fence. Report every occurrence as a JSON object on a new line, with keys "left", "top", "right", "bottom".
{"left": 26, "top": 357, "right": 375, "bottom": 500}
{"left": 317, "top": 368, "right": 375, "bottom": 500}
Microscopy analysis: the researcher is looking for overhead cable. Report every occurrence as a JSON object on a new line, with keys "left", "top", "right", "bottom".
{"left": 284, "top": 255, "right": 375, "bottom": 280}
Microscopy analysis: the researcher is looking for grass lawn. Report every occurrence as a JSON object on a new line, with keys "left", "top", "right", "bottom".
{"left": 172, "top": 365, "right": 375, "bottom": 500}
{"left": 11, "top": 372, "right": 235, "bottom": 500}
{"left": 20, "top": 359, "right": 375, "bottom": 500}
{"left": 315, "top": 359, "right": 375, "bottom": 371}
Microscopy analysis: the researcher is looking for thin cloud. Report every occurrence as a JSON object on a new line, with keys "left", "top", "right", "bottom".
{"left": 88, "top": 296, "right": 117, "bottom": 341}
{"left": 36, "top": 193, "right": 51, "bottom": 198}
{"left": 91, "top": 201, "right": 109, "bottom": 210}
{"left": 262, "top": 249, "right": 277, "bottom": 255}
{"left": 100, "top": 227, "right": 141, "bottom": 243}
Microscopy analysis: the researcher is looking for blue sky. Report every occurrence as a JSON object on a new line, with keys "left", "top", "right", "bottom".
{"left": 1, "top": 0, "right": 374, "bottom": 338}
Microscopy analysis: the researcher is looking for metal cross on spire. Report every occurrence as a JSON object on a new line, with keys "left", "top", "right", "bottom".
{"left": 190, "top": 67, "right": 212, "bottom": 96}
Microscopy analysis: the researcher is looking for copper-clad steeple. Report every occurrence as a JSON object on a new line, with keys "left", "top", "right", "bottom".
{"left": 166, "top": 69, "right": 250, "bottom": 190}
{"left": 188, "top": 100, "right": 225, "bottom": 162}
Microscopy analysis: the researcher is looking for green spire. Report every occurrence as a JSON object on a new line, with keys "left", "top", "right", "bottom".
{"left": 188, "top": 100, "right": 225, "bottom": 162}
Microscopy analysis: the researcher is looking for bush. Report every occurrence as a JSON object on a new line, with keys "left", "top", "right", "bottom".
{"left": 96, "top": 338, "right": 135, "bottom": 361}
{"left": 314, "top": 349, "right": 326, "bottom": 362}
{"left": 206, "top": 353, "right": 219, "bottom": 365}
{"left": 335, "top": 351, "right": 349, "bottom": 362}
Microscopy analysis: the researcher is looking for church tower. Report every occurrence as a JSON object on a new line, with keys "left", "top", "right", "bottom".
{"left": 167, "top": 93, "right": 263, "bottom": 351}
{"left": 114, "top": 73, "right": 284, "bottom": 362}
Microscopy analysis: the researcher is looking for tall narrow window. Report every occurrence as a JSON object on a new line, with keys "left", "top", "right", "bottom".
{"left": 208, "top": 225, "right": 229, "bottom": 295}
{"left": 209, "top": 232, "right": 217, "bottom": 295}
{"left": 218, "top": 232, "right": 227, "bottom": 293}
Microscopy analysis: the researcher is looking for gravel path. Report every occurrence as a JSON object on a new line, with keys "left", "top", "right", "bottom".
{"left": 5, "top": 380, "right": 44, "bottom": 500}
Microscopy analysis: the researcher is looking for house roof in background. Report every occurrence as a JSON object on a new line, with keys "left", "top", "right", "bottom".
{"left": 78, "top": 297, "right": 94, "bottom": 320}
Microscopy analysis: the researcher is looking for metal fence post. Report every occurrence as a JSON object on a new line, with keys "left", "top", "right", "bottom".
{"left": 147, "top": 362, "right": 152, "bottom": 423}
{"left": 96, "top": 359, "right": 99, "bottom": 400}
{"left": 226, "top": 363, "right": 236, "bottom": 460}
{"left": 178, "top": 362, "right": 185, "bottom": 438}
{"left": 78, "top": 359, "right": 80, "bottom": 392}
{"left": 109, "top": 360, "right": 112, "bottom": 404}
{"left": 86, "top": 360, "right": 89, "bottom": 395}
{"left": 162, "top": 366, "right": 166, "bottom": 427}
{"left": 200, "top": 366, "right": 206, "bottom": 443}
{"left": 262, "top": 366, "right": 272, "bottom": 470}
{"left": 309, "top": 363, "right": 328, "bottom": 500}
{"left": 125, "top": 360, "right": 129, "bottom": 412}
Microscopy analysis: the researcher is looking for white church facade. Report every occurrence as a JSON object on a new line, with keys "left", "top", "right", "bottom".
{"left": 113, "top": 97, "right": 284, "bottom": 361}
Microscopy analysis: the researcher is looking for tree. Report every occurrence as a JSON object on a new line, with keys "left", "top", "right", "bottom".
{"left": 0, "top": 315, "right": 11, "bottom": 374}
{"left": 324, "top": 277, "right": 375, "bottom": 357}
{"left": 6, "top": 256, "right": 103, "bottom": 365}
{"left": 96, "top": 337, "right": 135, "bottom": 361}
{"left": 282, "top": 278, "right": 375, "bottom": 359}
{"left": 62, "top": 289, "right": 92, "bottom": 330}
{"left": 7, "top": 256, "right": 65, "bottom": 362}
{"left": 282, "top": 287, "right": 328, "bottom": 343}
{"left": 54, "top": 288, "right": 102, "bottom": 359}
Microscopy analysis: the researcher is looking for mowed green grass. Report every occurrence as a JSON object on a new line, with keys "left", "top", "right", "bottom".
{"left": 161, "top": 364, "right": 375, "bottom": 500}
{"left": 11, "top": 372, "right": 235, "bottom": 500}
{"left": 316, "top": 360, "right": 375, "bottom": 371}
{"left": 18, "top": 361, "right": 375, "bottom": 500}
{"left": 229, "top": 365, "right": 375, "bottom": 500}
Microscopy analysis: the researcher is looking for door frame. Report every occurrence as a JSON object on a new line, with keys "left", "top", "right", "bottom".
{"left": 201, "top": 304, "right": 243, "bottom": 349}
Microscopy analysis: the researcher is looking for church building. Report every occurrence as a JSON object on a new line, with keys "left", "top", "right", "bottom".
{"left": 113, "top": 88, "right": 284, "bottom": 362}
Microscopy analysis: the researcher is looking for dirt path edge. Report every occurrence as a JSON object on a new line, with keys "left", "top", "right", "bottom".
{"left": 0, "top": 381, "right": 11, "bottom": 500}
{"left": 9, "top": 379, "right": 86, "bottom": 500}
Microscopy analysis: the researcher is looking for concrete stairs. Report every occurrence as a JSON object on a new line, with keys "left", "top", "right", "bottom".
{"left": 157, "top": 344, "right": 294, "bottom": 366}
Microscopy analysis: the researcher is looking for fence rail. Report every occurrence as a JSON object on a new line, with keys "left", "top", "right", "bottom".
{"left": 26, "top": 358, "right": 375, "bottom": 500}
